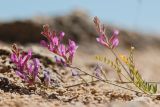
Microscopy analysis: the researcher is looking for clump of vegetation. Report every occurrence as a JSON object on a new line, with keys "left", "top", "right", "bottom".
{"left": 94, "top": 16, "right": 157, "bottom": 94}
{"left": 11, "top": 44, "right": 40, "bottom": 85}
{"left": 10, "top": 44, "right": 51, "bottom": 87}
{"left": 10, "top": 17, "right": 157, "bottom": 95}
{"left": 40, "top": 24, "right": 78, "bottom": 66}
{"left": 66, "top": 17, "right": 157, "bottom": 95}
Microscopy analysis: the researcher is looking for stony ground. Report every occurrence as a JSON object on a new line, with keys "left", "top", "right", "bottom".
{"left": 0, "top": 43, "right": 160, "bottom": 107}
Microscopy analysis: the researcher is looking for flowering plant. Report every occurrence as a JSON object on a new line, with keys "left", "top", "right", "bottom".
{"left": 40, "top": 24, "right": 78, "bottom": 66}
{"left": 66, "top": 17, "right": 157, "bottom": 95}
{"left": 94, "top": 17, "right": 157, "bottom": 94}
{"left": 94, "top": 16, "right": 119, "bottom": 49}
{"left": 11, "top": 44, "right": 40, "bottom": 85}
{"left": 8, "top": 17, "right": 158, "bottom": 95}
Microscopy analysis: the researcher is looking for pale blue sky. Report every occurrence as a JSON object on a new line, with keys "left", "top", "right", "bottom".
{"left": 0, "top": 0, "right": 160, "bottom": 34}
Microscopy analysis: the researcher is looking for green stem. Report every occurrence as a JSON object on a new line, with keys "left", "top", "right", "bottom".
{"left": 118, "top": 81, "right": 160, "bottom": 84}
{"left": 110, "top": 49, "right": 152, "bottom": 95}
{"left": 110, "top": 49, "right": 132, "bottom": 79}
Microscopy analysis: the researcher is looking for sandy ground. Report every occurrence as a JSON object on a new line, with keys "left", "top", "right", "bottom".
{"left": 0, "top": 43, "right": 160, "bottom": 107}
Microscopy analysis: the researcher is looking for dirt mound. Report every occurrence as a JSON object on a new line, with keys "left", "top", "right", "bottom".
{"left": 0, "top": 21, "right": 42, "bottom": 44}
{"left": 0, "top": 11, "right": 160, "bottom": 49}
{"left": 0, "top": 46, "right": 160, "bottom": 107}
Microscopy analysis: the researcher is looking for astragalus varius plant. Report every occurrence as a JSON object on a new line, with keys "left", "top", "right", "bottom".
{"left": 10, "top": 44, "right": 51, "bottom": 87}
{"left": 40, "top": 24, "right": 78, "bottom": 66}
{"left": 94, "top": 16, "right": 157, "bottom": 94}
{"left": 40, "top": 25, "right": 90, "bottom": 84}
{"left": 11, "top": 44, "right": 40, "bottom": 85}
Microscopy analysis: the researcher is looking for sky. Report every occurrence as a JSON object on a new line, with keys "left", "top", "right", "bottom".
{"left": 0, "top": 0, "right": 160, "bottom": 34}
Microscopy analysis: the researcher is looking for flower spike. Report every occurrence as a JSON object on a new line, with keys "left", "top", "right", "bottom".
{"left": 94, "top": 17, "right": 119, "bottom": 49}
{"left": 40, "top": 24, "right": 78, "bottom": 66}
{"left": 10, "top": 44, "right": 40, "bottom": 85}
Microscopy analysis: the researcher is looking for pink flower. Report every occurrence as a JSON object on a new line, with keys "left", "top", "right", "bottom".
{"left": 31, "top": 58, "right": 40, "bottom": 79}
{"left": 58, "top": 44, "right": 66, "bottom": 57}
{"left": 11, "top": 47, "right": 32, "bottom": 70}
{"left": 11, "top": 53, "right": 18, "bottom": 63}
{"left": 94, "top": 64, "right": 102, "bottom": 78}
{"left": 43, "top": 70, "right": 51, "bottom": 86}
{"left": 20, "top": 50, "right": 32, "bottom": 67}
{"left": 41, "top": 24, "right": 78, "bottom": 66}
{"left": 51, "top": 36, "right": 59, "bottom": 46}
{"left": 94, "top": 17, "right": 119, "bottom": 49}
{"left": 68, "top": 39, "right": 78, "bottom": 63}
{"left": 16, "top": 71, "right": 26, "bottom": 80}
{"left": 59, "top": 32, "right": 65, "bottom": 41}
{"left": 68, "top": 39, "right": 78, "bottom": 54}
{"left": 54, "top": 56, "right": 66, "bottom": 65}
{"left": 71, "top": 69, "right": 79, "bottom": 76}
{"left": 109, "top": 30, "right": 119, "bottom": 49}
{"left": 40, "top": 40, "right": 48, "bottom": 47}
{"left": 10, "top": 44, "right": 40, "bottom": 85}
{"left": 96, "top": 34, "right": 109, "bottom": 47}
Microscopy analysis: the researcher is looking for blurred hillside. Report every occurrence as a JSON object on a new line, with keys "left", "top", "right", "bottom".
{"left": 0, "top": 11, "right": 160, "bottom": 49}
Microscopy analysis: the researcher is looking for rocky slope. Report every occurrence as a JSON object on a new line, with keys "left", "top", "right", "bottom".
{"left": 0, "top": 11, "right": 160, "bottom": 49}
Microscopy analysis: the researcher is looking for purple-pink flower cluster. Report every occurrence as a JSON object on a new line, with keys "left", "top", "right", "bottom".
{"left": 43, "top": 70, "right": 51, "bottom": 86}
{"left": 94, "top": 17, "right": 119, "bottom": 49}
{"left": 10, "top": 44, "right": 40, "bottom": 85}
{"left": 40, "top": 24, "right": 78, "bottom": 66}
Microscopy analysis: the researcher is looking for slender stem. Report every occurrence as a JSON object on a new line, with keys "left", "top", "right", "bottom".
{"left": 110, "top": 49, "right": 132, "bottom": 80}
{"left": 68, "top": 66, "right": 143, "bottom": 94}
{"left": 64, "top": 80, "right": 99, "bottom": 88}
{"left": 117, "top": 81, "right": 160, "bottom": 84}
{"left": 99, "top": 66, "right": 108, "bottom": 80}
{"left": 117, "top": 73, "right": 123, "bottom": 82}
{"left": 79, "top": 75, "right": 88, "bottom": 84}
{"left": 119, "top": 71, "right": 130, "bottom": 82}
{"left": 110, "top": 49, "right": 152, "bottom": 95}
